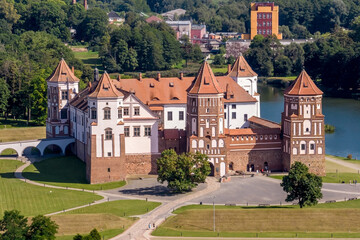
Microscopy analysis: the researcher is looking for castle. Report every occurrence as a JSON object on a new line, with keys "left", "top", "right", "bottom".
{"left": 46, "top": 56, "right": 325, "bottom": 183}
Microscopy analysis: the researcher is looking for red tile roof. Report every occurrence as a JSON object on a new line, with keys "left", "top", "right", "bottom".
{"left": 248, "top": 116, "right": 280, "bottom": 129}
{"left": 88, "top": 72, "right": 124, "bottom": 98}
{"left": 228, "top": 55, "right": 257, "bottom": 78}
{"left": 284, "top": 70, "right": 323, "bottom": 96}
{"left": 188, "top": 61, "right": 223, "bottom": 94}
{"left": 47, "top": 58, "right": 79, "bottom": 83}
{"left": 146, "top": 16, "right": 163, "bottom": 23}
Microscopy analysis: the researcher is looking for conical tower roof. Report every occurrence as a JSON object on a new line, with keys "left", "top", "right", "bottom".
{"left": 88, "top": 72, "right": 124, "bottom": 98}
{"left": 188, "top": 61, "right": 223, "bottom": 94}
{"left": 228, "top": 55, "right": 257, "bottom": 78}
{"left": 47, "top": 58, "right": 79, "bottom": 83}
{"left": 285, "top": 70, "right": 323, "bottom": 96}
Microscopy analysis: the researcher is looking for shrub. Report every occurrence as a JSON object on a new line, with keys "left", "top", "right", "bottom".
{"left": 325, "top": 124, "right": 335, "bottom": 133}
{"left": 347, "top": 154, "right": 352, "bottom": 160}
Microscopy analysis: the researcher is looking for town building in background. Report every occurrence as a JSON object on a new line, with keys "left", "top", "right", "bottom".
{"left": 243, "top": 2, "right": 282, "bottom": 40}
{"left": 108, "top": 11, "right": 124, "bottom": 24}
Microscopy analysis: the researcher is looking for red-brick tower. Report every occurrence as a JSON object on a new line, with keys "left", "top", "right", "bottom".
{"left": 281, "top": 70, "right": 325, "bottom": 175}
{"left": 46, "top": 59, "right": 79, "bottom": 138}
{"left": 186, "top": 61, "right": 227, "bottom": 177}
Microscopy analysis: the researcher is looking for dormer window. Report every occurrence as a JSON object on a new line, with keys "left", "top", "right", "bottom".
{"left": 152, "top": 97, "right": 159, "bottom": 101}
{"left": 171, "top": 97, "right": 179, "bottom": 100}
{"left": 169, "top": 82, "right": 174, "bottom": 87}
{"left": 149, "top": 83, "right": 154, "bottom": 88}
{"left": 103, "top": 83, "right": 110, "bottom": 91}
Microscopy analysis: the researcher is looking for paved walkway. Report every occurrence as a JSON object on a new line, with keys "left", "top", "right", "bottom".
{"left": 326, "top": 155, "right": 360, "bottom": 171}
{"left": 111, "top": 178, "right": 220, "bottom": 240}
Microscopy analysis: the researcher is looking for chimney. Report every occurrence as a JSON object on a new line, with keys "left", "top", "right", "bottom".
{"left": 157, "top": 72, "right": 161, "bottom": 81}
{"left": 180, "top": 72, "right": 184, "bottom": 80}
{"left": 139, "top": 72, "right": 142, "bottom": 81}
{"left": 117, "top": 74, "right": 121, "bottom": 82}
{"left": 84, "top": 0, "right": 88, "bottom": 10}
{"left": 71, "top": 66, "right": 75, "bottom": 74}
{"left": 227, "top": 64, "right": 231, "bottom": 74}
{"left": 94, "top": 68, "right": 99, "bottom": 81}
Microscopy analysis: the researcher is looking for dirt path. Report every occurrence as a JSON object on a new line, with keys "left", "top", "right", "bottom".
{"left": 325, "top": 156, "right": 360, "bottom": 171}
{"left": 110, "top": 178, "right": 220, "bottom": 240}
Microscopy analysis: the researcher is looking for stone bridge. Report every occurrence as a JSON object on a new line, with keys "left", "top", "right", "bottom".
{"left": 0, "top": 138, "right": 75, "bottom": 156}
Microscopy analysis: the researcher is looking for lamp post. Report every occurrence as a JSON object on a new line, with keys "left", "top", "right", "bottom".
{"left": 213, "top": 196, "right": 216, "bottom": 232}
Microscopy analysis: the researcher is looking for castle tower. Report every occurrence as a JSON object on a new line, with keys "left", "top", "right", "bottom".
{"left": 228, "top": 54, "right": 260, "bottom": 116}
{"left": 87, "top": 72, "right": 126, "bottom": 183}
{"left": 186, "top": 61, "right": 227, "bottom": 177}
{"left": 281, "top": 70, "right": 325, "bottom": 175}
{"left": 46, "top": 59, "right": 79, "bottom": 138}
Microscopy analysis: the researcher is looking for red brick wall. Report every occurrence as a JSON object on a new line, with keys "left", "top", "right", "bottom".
{"left": 125, "top": 154, "right": 159, "bottom": 175}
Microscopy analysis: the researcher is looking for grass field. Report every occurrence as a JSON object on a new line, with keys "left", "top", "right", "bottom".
{"left": 54, "top": 200, "right": 161, "bottom": 239}
{"left": 23, "top": 156, "right": 126, "bottom": 190}
{"left": 153, "top": 201, "right": 360, "bottom": 238}
{"left": 73, "top": 50, "right": 102, "bottom": 71}
{"left": 0, "top": 159, "right": 102, "bottom": 217}
{"left": 0, "top": 126, "right": 45, "bottom": 143}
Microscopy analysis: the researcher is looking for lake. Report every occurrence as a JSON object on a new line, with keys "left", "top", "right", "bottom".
{"left": 258, "top": 83, "right": 360, "bottom": 159}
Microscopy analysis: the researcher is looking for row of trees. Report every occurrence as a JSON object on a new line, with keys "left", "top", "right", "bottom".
{"left": 146, "top": 0, "right": 360, "bottom": 38}
{"left": 240, "top": 27, "right": 360, "bottom": 90}
{"left": 99, "top": 19, "right": 202, "bottom": 72}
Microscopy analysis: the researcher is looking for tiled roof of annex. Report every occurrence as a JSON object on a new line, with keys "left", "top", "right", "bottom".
{"left": 284, "top": 70, "right": 323, "bottom": 96}
{"left": 88, "top": 72, "right": 124, "bottom": 98}
{"left": 111, "top": 70, "right": 256, "bottom": 108}
{"left": 47, "top": 58, "right": 79, "bottom": 83}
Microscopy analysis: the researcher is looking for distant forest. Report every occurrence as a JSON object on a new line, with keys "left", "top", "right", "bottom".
{"left": 1, "top": 0, "right": 360, "bottom": 124}
{"left": 89, "top": 0, "right": 360, "bottom": 38}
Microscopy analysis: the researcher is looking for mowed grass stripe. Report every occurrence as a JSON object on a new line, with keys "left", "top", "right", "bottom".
{"left": 153, "top": 203, "right": 360, "bottom": 237}
{"left": 0, "top": 160, "right": 102, "bottom": 217}
{"left": 53, "top": 200, "right": 161, "bottom": 239}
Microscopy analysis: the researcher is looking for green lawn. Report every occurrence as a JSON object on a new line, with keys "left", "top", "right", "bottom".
{"left": 23, "top": 156, "right": 126, "bottom": 190}
{"left": 0, "top": 160, "right": 102, "bottom": 217}
{"left": 54, "top": 200, "right": 161, "bottom": 239}
{"left": 0, "top": 126, "right": 45, "bottom": 143}
{"left": 153, "top": 201, "right": 360, "bottom": 238}
{"left": 73, "top": 50, "right": 102, "bottom": 71}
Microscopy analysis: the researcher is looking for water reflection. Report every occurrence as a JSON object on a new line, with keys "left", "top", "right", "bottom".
{"left": 258, "top": 83, "right": 360, "bottom": 159}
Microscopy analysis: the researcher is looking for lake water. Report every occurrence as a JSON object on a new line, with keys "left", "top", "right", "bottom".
{"left": 258, "top": 83, "right": 360, "bottom": 159}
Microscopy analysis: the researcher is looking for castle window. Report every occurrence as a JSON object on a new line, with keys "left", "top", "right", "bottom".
{"left": 124, "top": 127, "right": 130, "bottom": 137}
{"left": 118, "top": 107, "right": 122, "bottom": 119}
{"left": 206, "top": 144, "right": 210, "bottom": 150}
{"left": 61, "top": 91, "right": 68, "bottom": 100}
{"left": 232, "top": 112, "right": 236, "bottom": 119}
{"left": 224, "top": 113, "right": 226, "bottom": 119}
{"left": 206, "top": 108, "right": 210, "bottom": 113}
{"left": 104, "top": 108, "right": 111, "bottom": 120}
{"left": 108, "top": 168, "right": 111, "bottom": 172}
{"left": 134, "top": 107, "right": 140, "bottom": 116}
{"left": 91, "top": 108, "right": 97, "bottom": 119}
{"left": 61, "top": 109, "right": 68, "bottom": 119}
{"left": 144, "top": 126, "right": 151, "bottom": 136}
{"left": 167, "top": 111, "right": 173, "bottom": 121}
{"left": 301, "top": 144, "right": 306, "bottom": 150}
{"left": 133, "top": 126, "right": 140, "bottom": 137}
{"left": 123, "top": 107, "right": 129, "bottom": 116}
{"left": 107, "top": 152, "right": 111, "bottom": 157}
{"left": 310, "top": 144, "right": 315, "bottom": 150}
{"left": 179, "top": 111, "right": 184, "bottom": 120}
{"left": 232, "top": 104, "right": 236, "bottom": 109}
{"left": 244, "top": 114, "right": 248, "bottom": 121}
{"left": 224, "top": 104, "right": 227, "bottom": 109}
{"left": 105, "top": 128, "right": 112, "bottom": 140}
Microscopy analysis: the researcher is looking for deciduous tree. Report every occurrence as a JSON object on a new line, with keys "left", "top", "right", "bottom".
{"left": 281, "top": 162, "right": 323, "bottom": 208}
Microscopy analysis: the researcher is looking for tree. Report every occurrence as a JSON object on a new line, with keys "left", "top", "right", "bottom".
{"left": 157, "top": 149, "right": 211, "bottom": 193}
{"left": 281, "top": 162, "right": 323, "bottom": 208}
{"left": 73, "top": 229, "right": 100, "bottom": 240}
{"left": 274, "top": 55, "right": 292, "bottom": 77}
{"left": 0, "top": 78, "right": 10, "bottom": 116}
{"left": 213, "top": 54, "right": 225, "bottom": 65}
{"left": 0, "top": 210, "right": 28, "bottom": 240}
{"left": 27, "top": 215, "right": 58, "bottom": 240}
